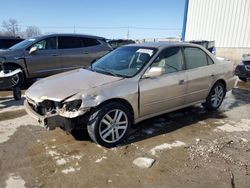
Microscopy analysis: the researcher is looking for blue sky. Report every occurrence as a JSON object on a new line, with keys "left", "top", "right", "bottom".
{"left": 0, "top": 0, "right": 185, "bottom": 39}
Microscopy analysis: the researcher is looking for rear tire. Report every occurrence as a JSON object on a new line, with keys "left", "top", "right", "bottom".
{"left": 203, "top": 82, "right": 226, "bottom": 111}
{"left": 87, "top": 102, "right": 131, "bottom": 148}
{"left": 239, "top": 77, "right": 247, "bottom": 82}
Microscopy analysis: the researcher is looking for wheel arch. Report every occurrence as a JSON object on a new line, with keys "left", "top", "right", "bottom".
{"left": 213, "top": 79, "right": 227, "bottom": 90}
{"left": 2, "top": 62, "right": 26, "bottom": 79}
{"left": 95, "top": 98, "right": 135, "bottom": 124}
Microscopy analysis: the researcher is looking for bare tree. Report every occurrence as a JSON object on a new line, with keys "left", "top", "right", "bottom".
{"left": 25, "top": 26, "right": 41, "bottom": 37}
{"left": 2, "top": 19, "right": 20, "bottom": 37}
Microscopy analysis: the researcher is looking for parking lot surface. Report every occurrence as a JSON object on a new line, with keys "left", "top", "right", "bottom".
{"left": 0, "top": 81, "right": 250, "bottom": 188}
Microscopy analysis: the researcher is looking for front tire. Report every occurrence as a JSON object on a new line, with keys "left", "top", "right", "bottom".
{"left": 203, "top": 82, "right": 226, "bottom": 111}
{"left": 87, "top": 102, "right": 131, "bottom": 147}
{"left": 4, "top": 65, "right": 24, "bottom": 87}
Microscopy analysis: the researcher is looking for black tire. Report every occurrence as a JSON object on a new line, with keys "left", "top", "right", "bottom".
{"left": 13, "top": 86, "right": 22, "bottom": 100}
{"left": 203, "top": 82, "right": 226, "bottom": 111}
{"left": 87, "top": 102, "right": 131, "bottom": 147}
{"left": 4, "top": 65, "right": 24, "bottom": 87}
{"left": 239, "top": 77, "right": 247, "bottom": 82}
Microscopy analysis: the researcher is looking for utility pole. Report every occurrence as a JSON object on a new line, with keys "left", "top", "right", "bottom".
{"left": 73, "top": 25, "right": 76, "bottom": 33}
{"left": 127, "top": 26, "right": 130, "bottom": 39}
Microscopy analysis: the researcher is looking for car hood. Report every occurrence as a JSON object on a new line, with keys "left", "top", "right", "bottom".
{"left": 0, "top": 49, "right": 24, "bottom": 58}
{"left": 25, "top": 69, "right": 123, "bottom": 102}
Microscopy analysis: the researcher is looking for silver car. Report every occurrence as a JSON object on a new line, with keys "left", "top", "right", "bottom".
{"left": 25, "top": 42, "right": 236, "bottom": 147}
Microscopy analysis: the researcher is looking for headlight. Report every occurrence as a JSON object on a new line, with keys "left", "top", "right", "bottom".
{"left": 63, "top": 99, "right": 82, "bottom": 112}
{"left": 60, "top": 99, "right": 89, "bottom": 118}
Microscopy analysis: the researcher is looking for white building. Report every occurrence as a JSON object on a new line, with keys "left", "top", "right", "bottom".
{"left": 183, "top": 0, "right": 250, "bottom": 63}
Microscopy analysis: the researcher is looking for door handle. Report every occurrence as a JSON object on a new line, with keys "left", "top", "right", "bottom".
{"left": 52, "top": 54, "right": 59, "bottom": 56}
{"left": 179, "top": 79, "right": 185, "bottom": 85}
{"left": 83, "top": 51, "right": 89, "bottom": 54}
{"left": 211, "top": 74, "right": 215, "bottom": 77}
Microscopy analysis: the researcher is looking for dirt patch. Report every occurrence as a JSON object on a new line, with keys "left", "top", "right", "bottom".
{"left": 0, "top": 109, "right": 26, "bottom": 121}
{"left": 0, "top": 88, "right": 249, "bottom": 187}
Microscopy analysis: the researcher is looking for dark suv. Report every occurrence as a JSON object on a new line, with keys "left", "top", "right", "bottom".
{"left": 0, "top": 34, "right": 112, "bottom": 86}
{"left": 235, "top": 54, "right": 250, "bottom": 82}
{"left": 0, "top": 36, "right": 23, "bottom": 50}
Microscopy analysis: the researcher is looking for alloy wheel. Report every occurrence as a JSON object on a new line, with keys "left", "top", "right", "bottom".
{"left": 11, "top": 73, "right": 20, "bottom": 87}
{"left": 99, "top": 109, "right": 128, "bottom": 143}
{"left": 211, "top": 85, "right": 224, "bottom": 108}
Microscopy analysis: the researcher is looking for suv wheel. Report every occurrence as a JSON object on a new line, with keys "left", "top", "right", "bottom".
{"left": 203, "top": 82, "right": 226, "bottom": 110}
{"left": 4, "top": 65, "right": 24, "bottom": 87}
{"left": 87, "top": 102, "right": 131, "bottom": 147}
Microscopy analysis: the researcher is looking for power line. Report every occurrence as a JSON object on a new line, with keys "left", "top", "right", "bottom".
{"left": 17, "top": 25, "right": 181, "bottom": 31}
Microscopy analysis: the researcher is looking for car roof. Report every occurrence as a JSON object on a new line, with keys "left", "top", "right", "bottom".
{"left": 126, "top": 42, "right": 201, "bottom": 49}
{"left": 36, "top": 33, "right": 105, "bottom": 40}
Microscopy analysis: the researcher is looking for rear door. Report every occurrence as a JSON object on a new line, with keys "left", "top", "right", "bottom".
{"left": 59, "top": 36, "right": 107, "bottom": 71}
{"left": 24, "top": 36, "right": 62, "bottom": 78}
{"left": 139, "top": 47, "right": 188, "bottom": 117}
{"left": 183, "top": 47, "right": 217, "bottom": 104}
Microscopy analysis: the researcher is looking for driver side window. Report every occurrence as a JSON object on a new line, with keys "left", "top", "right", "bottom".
{"left": 32, "top": 37, "right": 57, "bottom": 50}
{"left": 151, "top": 47, "right": 184, "bottom": 74}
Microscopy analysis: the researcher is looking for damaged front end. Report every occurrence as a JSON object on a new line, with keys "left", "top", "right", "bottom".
{"left": 24, "top": 96, "right": 91, "bottom": 132}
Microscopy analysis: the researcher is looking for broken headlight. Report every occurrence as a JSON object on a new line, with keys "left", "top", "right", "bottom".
{"left": 63, "top": 99, "right": 82, "bottom": 112}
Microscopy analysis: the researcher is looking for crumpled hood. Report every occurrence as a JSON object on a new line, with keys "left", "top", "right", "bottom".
{"left": 26, "top": 69, "right": 123, "bottom": 102}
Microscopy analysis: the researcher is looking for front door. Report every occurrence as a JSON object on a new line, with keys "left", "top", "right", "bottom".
{"left": 139, "top": 47, "right": 188, "bottom": 117}
{"left": 25, "top": 37, "right": 62, "bottom": 78}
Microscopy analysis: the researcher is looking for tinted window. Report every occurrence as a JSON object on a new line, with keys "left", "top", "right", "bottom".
{"left": 184, "top": 47, "right": 208, "bottom": 69}
{"left": 58, "top": 36, "right": 82, "bottom": 49}
{"left": 81, "top": 37, "right": 100, "bottom": 47}
{"left": 32, "top": 37, "right": 57, "bottom": 50}
{"left": 207, "top": 56, "right": 214, "bottom": 65}
{"left": 152, "top": 47, "right": 184, "bottom": 74}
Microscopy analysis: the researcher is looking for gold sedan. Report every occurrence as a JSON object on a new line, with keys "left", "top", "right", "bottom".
{"left": 25, "top": 42, "right": 236, "bottom": 147}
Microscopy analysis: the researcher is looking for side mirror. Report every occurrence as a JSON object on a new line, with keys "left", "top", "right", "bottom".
{"left": 143, "top": 67, "right": 165, "bottom": 78}
{"left": 29, "top": 46, "right": 38, "bottom": 54}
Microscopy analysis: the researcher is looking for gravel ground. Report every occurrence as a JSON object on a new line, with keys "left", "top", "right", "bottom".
{"left": 0, "top": 80, "right": 249, "bottom": 188}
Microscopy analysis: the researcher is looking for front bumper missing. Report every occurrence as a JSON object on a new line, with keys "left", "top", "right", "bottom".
{"left": 24, "top": 100, "right": 75, "bottom": 131}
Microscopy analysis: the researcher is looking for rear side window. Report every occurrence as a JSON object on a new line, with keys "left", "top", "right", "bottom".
{"left": 58, "top": 36, "right": 82, "bottom": 49}
{"left": 80, "top": 37, "right": 100, "bottom": 47}
{"left": 207, "top": 56, "right": 214, "bottom": 65}
{"left": 183, "top": 47, "right": 208, "bottom": 69}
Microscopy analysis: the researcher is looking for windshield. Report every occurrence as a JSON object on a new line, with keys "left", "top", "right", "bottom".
{"left": 9, "top": 38, "right": 37, "bottom": 50}
{"left": 91, "top": 46, "right": 157, "bottom": 77}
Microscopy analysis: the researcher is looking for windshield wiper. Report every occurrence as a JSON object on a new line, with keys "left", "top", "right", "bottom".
{"left": 93, "top": 67, "right": 121, "bottom": 77}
